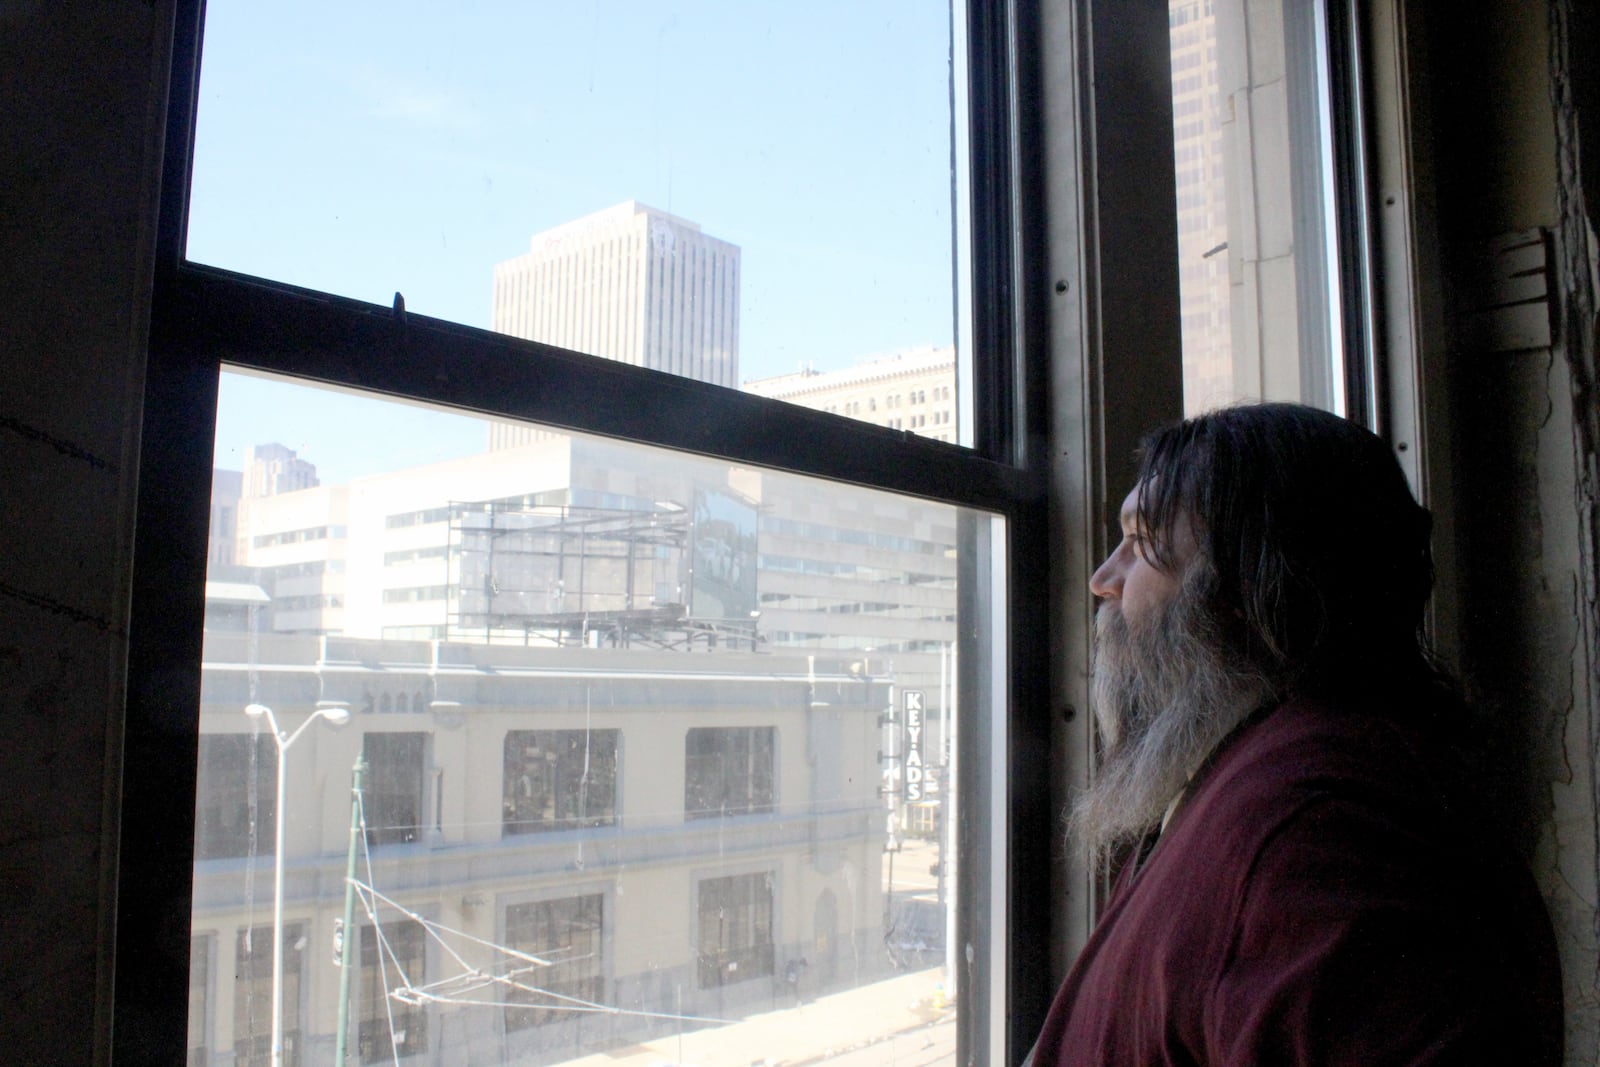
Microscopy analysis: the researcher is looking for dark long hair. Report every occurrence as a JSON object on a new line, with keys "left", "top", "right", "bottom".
{"left": 1134, "top": 403, "right": 1436, "bottom": 695}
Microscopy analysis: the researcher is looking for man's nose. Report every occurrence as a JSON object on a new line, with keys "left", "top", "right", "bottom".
{"left": 1089, "top": 553, "right": 1121, "bottom": 599}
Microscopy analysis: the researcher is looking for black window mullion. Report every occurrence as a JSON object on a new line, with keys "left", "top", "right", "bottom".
{"left": 968, "top": 0, "right": 1023, "bottom": 466}
{"left": 162, "top": 266, "right": 1039, "bottom": 514}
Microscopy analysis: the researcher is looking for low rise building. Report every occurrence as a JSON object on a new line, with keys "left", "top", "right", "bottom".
{"left": 190, "top": 633, "right": 894, "bottom": 1064}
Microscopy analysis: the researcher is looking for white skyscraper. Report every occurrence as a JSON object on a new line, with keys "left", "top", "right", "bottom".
{"left": 491, "top": 202, "right": 739, "bottom": 442}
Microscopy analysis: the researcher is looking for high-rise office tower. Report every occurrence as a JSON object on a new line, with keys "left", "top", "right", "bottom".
{"left": 490, "top": 202, "right": 740, "bottom": 448}
{"left": 243, "top": 442, "right": 318, "bottom": 498}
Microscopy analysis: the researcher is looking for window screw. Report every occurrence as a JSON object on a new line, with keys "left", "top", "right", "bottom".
{"left": 1054, "top": 279, "right": 1069, "bottom": 294}
{"left": 1061, "top": 704, "right": 1077, "bottom": 722}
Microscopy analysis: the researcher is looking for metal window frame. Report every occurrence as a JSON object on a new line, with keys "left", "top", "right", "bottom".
{"left": 111, "top": 1, "right": 1058, "bottom": 1064}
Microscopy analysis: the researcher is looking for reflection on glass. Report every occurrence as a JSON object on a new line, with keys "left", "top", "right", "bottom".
{"left": 1169, "top": 0, "right": 1344, "bottom": 415}
{"left": 191, "top": 372, "right": 986, "bottom": 1065}
{"left": 188, "top": 3, "right": 968, "bottom": 442}
{"left": 1168, "top": 0, "right": 1234, "bottom": 414}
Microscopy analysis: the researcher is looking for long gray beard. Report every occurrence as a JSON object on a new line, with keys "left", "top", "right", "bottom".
{"left": 1069, "top": 563, "right": 1276, "bottom": 860}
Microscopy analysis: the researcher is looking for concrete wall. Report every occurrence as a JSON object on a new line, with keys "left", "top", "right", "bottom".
{"left": 1424, "top": 2, "right": 1600, "bottom": 1061}
{"left": 0, "top": 2, "right": 173, "bottom": 1062}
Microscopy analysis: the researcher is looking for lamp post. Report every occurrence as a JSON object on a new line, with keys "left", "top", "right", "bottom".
{"left": 245, "top": 700, "right": 351, "bottom": 1067}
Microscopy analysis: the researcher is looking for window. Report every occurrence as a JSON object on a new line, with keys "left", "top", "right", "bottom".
{"left": 181, "top": 383, "right": 989, "bottom": 1062}
{"left": 503, "top": 894, "right": 605, "bottom": 1032}
{"left": 1167, "top": 0, "right": 1358, "bottom": 416}
{"left": 381, "top": 584, "right": 449, "bottom": 604}
{"left": 185, "top": 3, "right": 972, "bottom": 443}
{"left": 131, "top": 0, "right": 1034, "bottom": 1063}
{"left": 193, "top": 734, "right": 275, "bottom": 860}
{"left": 685, "top": 727, "right": 775, "bottom": 819}
{"left": 697, "top": 872, "right": 775, "bottom": 989}
{"left": 503, "top": 731, "right": 619, "bottom": 835}
{"left": 233, "top": 924, "right": 302, "bottom": 1067}
{"left": 188, "top": 937, "right": 209, "bottom": 1067}
{"left": 363, "top": 733, "right": 426, "bottom": 846}
{"left": 359, "top": 920, "right": 428, "bottom": 1063}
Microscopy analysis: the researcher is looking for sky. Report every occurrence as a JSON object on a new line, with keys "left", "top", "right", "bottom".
{"left": 191, "top": 1, "right": 961, "bottom": 483}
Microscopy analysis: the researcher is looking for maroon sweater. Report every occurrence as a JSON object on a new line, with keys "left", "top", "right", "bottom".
{"left": 1033, "top": 698, "right": 1562, "bottom": 1066}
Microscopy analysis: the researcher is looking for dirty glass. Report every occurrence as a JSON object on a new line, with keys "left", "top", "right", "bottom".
{"left": 1168, "top": 0, "right": 1348, "bottom": 415}
{"left": 190, "top": 370, "right": 989, "bottom": 1065}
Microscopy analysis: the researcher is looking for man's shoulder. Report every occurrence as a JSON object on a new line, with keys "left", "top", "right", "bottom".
{"left": 1198, "top": 696, "right": 1451, "bottom": 811}
{"left": 1165, "top": 696, "right": 1473, "bottom": 876}
{"left": 1071, "top": 698, "right": 1562, "bottom": 1067}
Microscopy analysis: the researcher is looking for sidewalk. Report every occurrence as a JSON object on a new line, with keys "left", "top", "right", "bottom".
{"left": 561, "top": 967, "right": 954, "bottom": 1067}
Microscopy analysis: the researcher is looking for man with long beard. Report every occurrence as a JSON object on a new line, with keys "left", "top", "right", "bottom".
{"left": 1030, "top": 403, "right": 1562, "bottom": 1066}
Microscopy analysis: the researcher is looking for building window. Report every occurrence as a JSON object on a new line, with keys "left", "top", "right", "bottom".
{"left": 697, "top": 872, "right": 775, "bottom": 988}
{"left": 503, "top": 894, "right": 605, "bottom": 1032}
{"left": 503, "top": 730, "right": 619, "bottom": 835}
{"left": 359, "top": 920, "right": 428, "bottom": 1063}
{"left": 234, "top": 923, "right": 302, "bottom": 1067}
{"left": 194, "top": 734, "right": 275, "bottom": 861}
{"left": 685, "top": 726, "right": 775, "bottom": 819}
{"left": 363, "top": 733, "right": 427, "bottom": 846}
{"left": 381, "top": 584, "right": 450, "bottom": 603}
{"left": 189, "top": 936, "right": 209, "bottom": 1067}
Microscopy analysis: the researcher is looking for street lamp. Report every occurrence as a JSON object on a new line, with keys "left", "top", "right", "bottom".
{"left": 245, "top": 700, "right": 351, "bottom": 1067}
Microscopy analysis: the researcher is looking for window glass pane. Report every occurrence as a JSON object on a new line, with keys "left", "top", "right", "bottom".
{"left": 233, "top": 923, "right": 304, "bottom": 1067}
{"left": 503, "top": 894, "right": 606, "bottom": 1033}
{"left": 194, "top": 735, "right": 275, "bottom": 860}
{"left": 504, "top": 730, "right": 620, "bottom": 834}
{"left": 361, "top": 733, "right": 427, "bottom": 846}
{"left": 359, "top": 920, "right": 428, "bottom": 1063}
{"left": 1170, "top": 0, "right": 1345, "bottom": 415}
{"left": 188, "top": 936, "right": 210, "bottom": 1067}
{"left": 190, "top": 370, "right": 997, "bottom": 1066}
{"left": 187, "top": 3, "right": 972, "bottom": 444}
{"left": 1169, "top": 0, "right": 1234, "bottom": 413}
{"left": 685, "top": 726, "right": 775, "bottom": 819}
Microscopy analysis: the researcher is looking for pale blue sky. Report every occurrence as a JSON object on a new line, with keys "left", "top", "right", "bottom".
{"left": 193, "top": 2, "right": 959, "bottom": 483}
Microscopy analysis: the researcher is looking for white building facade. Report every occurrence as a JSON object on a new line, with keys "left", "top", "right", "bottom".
{"left": 191, "top": 635, "right": 892, "bottom": 1065}
{"left": 1169, "top": 0, "right": 1234, "bottom": 414}
{"left": 742, "top": 347, "right": 957, "bottom": 444}
{"left": 491, "top": 202, "right": 740, "bottom": 453}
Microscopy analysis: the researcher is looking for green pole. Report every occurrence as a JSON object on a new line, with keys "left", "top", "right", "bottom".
{"left": 334, "top": 753, "right": 367, "bottom": 1067}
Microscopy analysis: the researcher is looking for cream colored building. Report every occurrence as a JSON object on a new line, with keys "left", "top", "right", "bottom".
{"left": 191, "top": 635, "right": 891, "bottom": 1064}
{"left": 246, "top": 442, "right": 320, "bottom": 499}
{"left": 742, "top": 346, "right": 958, "bottom": 444}
{"left": 490, "top": 203, "right": 740, "bottom": 451}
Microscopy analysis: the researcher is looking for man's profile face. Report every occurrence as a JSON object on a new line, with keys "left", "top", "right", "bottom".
{"left": 1089, "top": 482, "right": 1196, "bottom": 630}
{"left": 1074, "top": 480, "right": 1272, "bottom": 855}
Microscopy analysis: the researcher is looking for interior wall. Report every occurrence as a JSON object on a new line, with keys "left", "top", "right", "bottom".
{"left": 0, "top": 3, "right": 172, "bottom": 1062}
{"left": 1426, "top": 1, "right": 1600, "bottom": 1061}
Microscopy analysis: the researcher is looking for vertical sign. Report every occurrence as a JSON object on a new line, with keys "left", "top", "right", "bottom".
{"left": 902, "top": 690, "right": 925, "bottom": 800}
